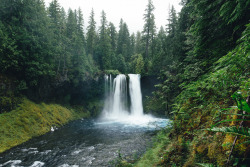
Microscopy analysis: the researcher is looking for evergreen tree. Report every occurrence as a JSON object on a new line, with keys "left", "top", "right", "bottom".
{"left": 166, "top": 6, "right": 177, "bottom": 37}
{"left": 135, "top": 31, "right": 143, "bottom": 54}
{"left": 116, "top": 19, "right": 131, "bottom": 61}
{"left": 130, "top": 33, "right": 136, "bottom": 56}
{"left": 108, "top": 22, "right": 117, "bottom": 51}
{"left": 142, "top": 0, "right": 156, "bottom": 60}
{"left": 116, "top": 19, "right": 124, "bottom": 55}
{"left": 151, "top": 26, "right": 166, "bottom": 73}
{"left": 98, "top": 10, "right": 112, "bottom": 70}
{"left": 86, "top": 9, "right": 96, "bottom": 58}
{"left": 121, "top": 22, "right": 131, "bottom": 61}
{"left": 77, "top": 8, "right": 86, "bottom": 48}
{"left": 48, "top": 0, "right": 65, "bottom": 77}
{"left": 0, "top": 0, "right": 55, "bottom": 89}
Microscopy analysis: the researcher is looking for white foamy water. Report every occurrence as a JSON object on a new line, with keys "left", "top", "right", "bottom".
{"left": 0, "top": 160, "right": 22, "bottom": 167}
{"left": 101, "top": 74, "right": 163, "bottom": 125}
{"left": 129, "top": 74, "right": 143, "bottom": 116}
{"left": 30, "top": 161, "right": 45, "bottom": 167}
{"left": 97, "top": 115, "right": 169, "bottom": 129}
{"left": 58, "top": 164, "right": 79, "bottom": 167}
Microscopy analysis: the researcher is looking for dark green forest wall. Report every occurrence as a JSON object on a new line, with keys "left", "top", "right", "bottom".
{"left": 0, "top": 0, "right": 249, "bottom": 115}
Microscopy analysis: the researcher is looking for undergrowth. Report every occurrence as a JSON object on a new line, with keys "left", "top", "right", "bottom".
{"left": 158, "top": 23, "right": 250, "bottom": 167}
{"left": 134, "top": 24, "right": 250, "bottom": 166}
{"left": 0, "top": 98, "right": 90, "bottom": 153}
{"left": 135, "top": 129, "right": 171, "bottom": 167}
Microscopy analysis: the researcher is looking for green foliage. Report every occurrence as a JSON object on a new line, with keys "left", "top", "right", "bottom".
{"left": 197, "top": 163, "right": 215, "bottom": 167}
{"left": 142, "top": 0, "right": 156, "bottom": 60}
{"left": 116, "top": 19, "right": 131, "bottom": 61}
{"left": 135, "top": 129, "right": 170, "bottom": 167}
{"left": 104, "top": 70, "right": 121, "bottom": 76}
{"left": 0, "top": 0, "right": 55, "bottom": 87}
{"left": 175, "top": 23, "right": 250, "bottom": 111}
{"left": 145, "top": 14, "right": 250, "bottom": 167}
{"left": 209, "top": 126, "right": 250, "bottom": 139}
{"left": 0, "top": 98, "right": 90, "bottom": 153}
{"left": 232, "top": 92, "right": 250, "bottom": 113}
{"left": 113, "top": 54, "right": 127, "bottom": 73}
{"left": 130, "top": 54, "right": 145, "bottom": 74}
{"left": 219, "top": 0, "right": 250, "bottom": 27}
{"left": 86, "top": 9, "right": 96, "bottom": 57}
{"left": 0, "top": 96, "right": 19, "bottom": 114}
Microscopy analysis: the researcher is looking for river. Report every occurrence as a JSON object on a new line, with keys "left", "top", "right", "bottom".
{"left": 0, "top": 118, "right": 169, "bottom": 167}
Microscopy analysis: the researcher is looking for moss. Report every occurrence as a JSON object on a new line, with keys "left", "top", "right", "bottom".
{"left": 196, "top": 144, "right": 207, "bottom": 154}
{"left": 0, "top": 98, "right": 89, "bottom": 153}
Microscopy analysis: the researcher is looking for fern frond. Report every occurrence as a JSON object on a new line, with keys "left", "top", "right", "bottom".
{"left": 212, "top": 119, "right": 250, "bottom": 127}
{"left": 197, "top": 163, "right": 215, "bottom": 167}
{"left": 207, "top": 126, "right": 250, "bottom": 138}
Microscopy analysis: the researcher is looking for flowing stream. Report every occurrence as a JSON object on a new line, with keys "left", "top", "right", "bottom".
{"left": 0, "top": 119, "right": 169, "bottom": 167}
{"left": 0, "top": 74, "right": 169, "bottom": 167}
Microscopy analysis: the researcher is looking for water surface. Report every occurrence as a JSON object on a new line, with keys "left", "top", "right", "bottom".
{"left": 0, "top": 118, "right": 169, "bottom": 167}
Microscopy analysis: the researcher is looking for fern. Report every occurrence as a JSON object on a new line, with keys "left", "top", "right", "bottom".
{"left": 208, "top": 126, "right": 250, "bottom": 138}
{"left": 197, "top": 163, "right": 215, "bottom": 167}
{"left": 232, "top": 92, "right": 250, "bottom": 113}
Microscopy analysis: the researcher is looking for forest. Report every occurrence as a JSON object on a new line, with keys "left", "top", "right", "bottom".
{"left": 0, "top": 0, "right": 249, "bottom": 166}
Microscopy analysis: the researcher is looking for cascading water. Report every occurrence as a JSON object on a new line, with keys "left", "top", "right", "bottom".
{"left": 128, "top": 74, "right": 143, "bottom": 116}
{"left": 102, "top": 74, "right": 128, "bottom": 119}
{"left": 112, "top": 74, "right": 128, "bottom": 118}
{"left": 102, "top": 74, "right": 152, "bottom": 122}
{"left": 103, "top": 74, "right": 113, "bottom": 117}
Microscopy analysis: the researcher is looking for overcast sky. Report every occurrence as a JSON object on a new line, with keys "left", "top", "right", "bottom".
{"left": 44, "top": 0, "right": 182, "bottom": 34}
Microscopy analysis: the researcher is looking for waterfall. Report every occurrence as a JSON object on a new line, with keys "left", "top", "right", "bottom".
{"left": 128, "top": 74, "right": 143, "bottom": 116}
{"left": 102, "top": 74, "right": 144, "bottom": 119}
{"left": 103, "top": 74, "right": 128, "bottom": 119}
{"left": 112, "top": 74, "right": 128, "bottom": 117}
{"left": 103, "top": 74, "right": 113, "bottom": 116}
{"left": 101, "top": 73, "right": 160, "bottom": 125}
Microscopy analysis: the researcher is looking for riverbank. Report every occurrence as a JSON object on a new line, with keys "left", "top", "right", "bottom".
{"left": 120, "top": 24, "right": 250, "bottom": 167}
{"left": 0, "top": 98, "right": 90, "bottom": 153}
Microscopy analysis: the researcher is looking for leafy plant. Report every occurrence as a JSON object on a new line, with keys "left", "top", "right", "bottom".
{"left": 207, "top": 92, "right": 250, "bottom": 166}
{"left": 197, "top": 163, "right": 215, "bottom": 167}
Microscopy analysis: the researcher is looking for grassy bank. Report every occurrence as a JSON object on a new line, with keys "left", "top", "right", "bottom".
{"left": 0, "top": 98, "right": 90, "bottom": 153}
{"left": 135, "top": 130, "right": 170, "bottom": 167}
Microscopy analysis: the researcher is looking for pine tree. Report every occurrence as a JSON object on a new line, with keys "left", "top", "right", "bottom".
{"left": 116, "top": 19, "right": 131, "bottom": 62}
{"left": 77, "top": 8, "right": 86, "bottom": 48}
{"left": 98, "top": 10, "right": 112, "bottom": 70}
{"left": 116, "top": 19, "right": 124, "bottom": 55}
{"left": 142, "top": 0, "right": 156, "bottom": 60}
{"left": 130, "top": 33, "right": 136, "bottom": 56}
{"left": 108, "top": 22, "right": 117, "bottom": 51}
{"left": 135, "top": 31, "right": 143, "bottom": 54}
{"left": 121, "top": 22, "right": 131, "bottom": 61}
{"left": 151, "top": 26, "right": 166, "bottom": 73}
{"left": 0, "top": 0, "right": 55, "bottom": 88}
{"left": 86, "top": 9, "right": 96, "bottom": 58}
{"left": 48, "top": 0, "right": 63, "bottom": 76}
